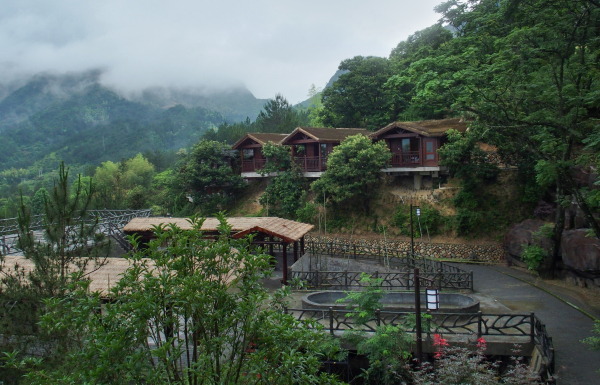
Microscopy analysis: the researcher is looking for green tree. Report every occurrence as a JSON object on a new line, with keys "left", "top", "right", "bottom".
{"left": 306, "top": 84, "right": 325, "bottom": 127}
{"left": 337, "top": 274, "right": 414, "bottom": 384}
{"left": 583, "top": 320, "right": 600, "bottom": 372}
{"left": 385, "top": 24, "right": 454, "bottom": 120}
{"left": 0, "top": 162, "right": 110, "bottom": 360}
{"left": 255, "top": 94, "right": 310, "bottom": 134}
{"left": 406, "top": 0, "right": 600, "bottom": 274}
{"left": 16, "top": 215, "right": 345, "bottom": 384}
{"left": 31, "top": 188, "right": 48, "bottom": 215}
{"left": 258, "top": 143, "right": 308, "bottom": 218}
{"left": 178, "top": 140, "right": 245, "bottom": 215}
{"left": 319, "top": 56, "right": 393, "bottom": 130}
{"left": 312, "top": 135, "right": 391, "bottom": 214}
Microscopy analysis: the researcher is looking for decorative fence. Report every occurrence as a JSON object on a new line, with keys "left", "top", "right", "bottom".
{"left": 295, "top": 238, "right": 474, "bottom": 290}
{"left": 290, "top": 269, "right": 473, "bottom": 291}
{"left": 0, "top": 209, "right": 152, "bottom": 255}
{"left": 284, "top": 308, "right": 555, "bottom": 380}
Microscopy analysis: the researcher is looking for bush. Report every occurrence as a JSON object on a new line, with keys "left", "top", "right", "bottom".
{"left": 392, "top": 204, "right": 444, "bottom": 237}
{"left": 296, "top": 201, "right": 318, "bottom": 224}
{"left": 521, "top": 245, "right": 546, "bottom": 271}
{"left": 582, "top": 320, "right": 600, "bottom": 371}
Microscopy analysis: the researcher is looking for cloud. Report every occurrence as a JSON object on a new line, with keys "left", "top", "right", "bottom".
{"left": 0, "top": 0, "right": 442, "bottom": 103}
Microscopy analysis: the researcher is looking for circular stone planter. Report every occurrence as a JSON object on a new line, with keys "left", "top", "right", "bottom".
{"left": 302, "top": 291, "right": 480, "bottom": 313}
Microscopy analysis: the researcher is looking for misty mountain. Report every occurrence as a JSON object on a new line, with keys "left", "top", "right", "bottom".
{"left": 0, "top": 70, "right": 277, "bottom": 174}
{"left": 0, "top": 71, "right": 102, "bottom": 129}
{"left": 134, "top": 86, "right": 268, "bottom": 123}
{"left": 0, "top": 78, "right": 227, "bottom": 172}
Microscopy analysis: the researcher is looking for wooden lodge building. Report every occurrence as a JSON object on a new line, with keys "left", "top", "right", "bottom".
{"left": 281, "top": 127, "right": 370, "bottom": 177}
{"left": 231, "top": 133, "right": 288, "bottom": 177}
{"left": 370, "top": 118, "right": 468, "bottom": 189}
{"left": 231, "top": 118, "right": 468, "bottom": 189}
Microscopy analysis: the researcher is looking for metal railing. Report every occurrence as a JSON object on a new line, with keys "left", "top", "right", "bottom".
{"left": 304, "top": 239, "right": 469, "bottom": 273}
{"left": 284, "top": 308, "right": 555, "bottom": 380}
{"left": 290, "top": 269, "right": 473, "bottom": 291}
{"left": 0, "top": 209, "right": 152, "bottom": 255}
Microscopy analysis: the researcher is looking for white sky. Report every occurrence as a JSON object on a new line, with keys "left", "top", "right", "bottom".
{"left": 0, "top": 0, "right": 443, "bottom": 103}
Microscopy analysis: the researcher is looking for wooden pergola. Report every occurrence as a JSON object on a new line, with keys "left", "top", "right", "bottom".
{"left": 123, "top": 217, "right": 314, "bottom": 284}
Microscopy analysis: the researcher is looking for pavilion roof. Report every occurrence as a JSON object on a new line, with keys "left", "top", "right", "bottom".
{"left": 123, "top": 216, "right": 313, "bottom": 243}
{"left": 370, "top": 118, "right": 468, "bottom": 139}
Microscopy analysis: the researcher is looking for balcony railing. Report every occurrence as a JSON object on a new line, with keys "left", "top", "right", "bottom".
{"left": 390, "top": 151, "right": 421, "bottom": 167}
{"left": 241, "top": 158, "right": 267, "bottom": 172}
{"left": 294, "top": 156, "right": 325, "bottom": 172}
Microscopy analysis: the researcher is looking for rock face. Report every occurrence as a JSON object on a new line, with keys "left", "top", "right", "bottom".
{"left": 561, "top": 229, "right": 600, "bottom": 272}
{"left": 504, "top": 219, "right": 552, "bottom": 258}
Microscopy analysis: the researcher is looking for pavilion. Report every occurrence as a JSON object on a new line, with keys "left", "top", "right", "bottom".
{"left": 123, "top": 217, "right": 314, "bottom": 284}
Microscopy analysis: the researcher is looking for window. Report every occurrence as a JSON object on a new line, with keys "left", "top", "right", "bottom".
{"left": 426, "top": 141, "right": 435, "bottom": 160}
{"left": 402, "top": 138, "right": 410, "bottom": 152}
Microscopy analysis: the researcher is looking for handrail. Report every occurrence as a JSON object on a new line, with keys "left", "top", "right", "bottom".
{"left": 290, "top": 269, "right": 473, "bottom": 291}
{"left": 241, "top": 158, "right": 267, "bottom": 172}
{"left": 0, "top": 209, "right": 152, "bottom": 255}
{"left": 390, "top": 151, "right": 421, "bottom": 167}
{"left": 293, "top": 156, "right": 325, "bottom": 171}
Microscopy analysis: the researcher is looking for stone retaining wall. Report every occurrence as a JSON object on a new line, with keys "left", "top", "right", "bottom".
{"left": 306, "top": 235, "right": 504, "bottom": 262}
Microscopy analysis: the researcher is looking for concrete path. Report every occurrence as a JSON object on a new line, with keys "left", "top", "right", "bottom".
{"left": 459, "top": 264, "right": 600, "bottom": 385}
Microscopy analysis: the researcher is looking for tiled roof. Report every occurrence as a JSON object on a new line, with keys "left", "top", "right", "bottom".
{"left": 282, "top": 127, "right": 370, "bottom": 143}
{"left": 371, "top": 118, "right": 468, "bottom": 138}
{"left": 123, "top": 217, "right": 313, "bottom": 243}
{"left": 231, "top": 133, "right": 288, "bottom": 149}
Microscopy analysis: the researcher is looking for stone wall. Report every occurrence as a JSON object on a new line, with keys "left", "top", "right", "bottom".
{"left": 306, "top": 235, "right": 504, "bottom": 262}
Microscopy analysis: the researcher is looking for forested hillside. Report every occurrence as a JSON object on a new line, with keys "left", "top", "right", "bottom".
{"left": 1, "top": 0, "right": 599, "bottom": 272}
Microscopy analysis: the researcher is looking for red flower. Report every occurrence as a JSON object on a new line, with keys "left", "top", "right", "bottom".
{"left": 433, "top": 334, "right": 449, "bottom": 359}
{"left": 477, "top": 337, "right": 487, "bottom": 350}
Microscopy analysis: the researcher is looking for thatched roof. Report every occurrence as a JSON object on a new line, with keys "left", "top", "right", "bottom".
{"left": 231, "top": 133, "right": 288, "bottom": 150}
{"left": 0, "top": 255, "right": 154, "bottom": 296}
{"left": 281, "top": 127, "right": 370, "bottom": 144}
{"left": 370, "top": 118, "right": 468, "bottom": 139}
{"left": 123, "top": 217, "right": 314, "bottom": 243}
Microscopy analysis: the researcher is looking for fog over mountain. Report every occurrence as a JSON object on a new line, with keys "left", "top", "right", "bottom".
{"left": 0, "top": 0, "right": 442, "bottom": 104}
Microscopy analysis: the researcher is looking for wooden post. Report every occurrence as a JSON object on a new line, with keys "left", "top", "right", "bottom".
{"left": 293, "top": 241, "right": 298, "bottom": 263}
{"left": 319, "top": 145, "right": 322, "bottom": 172}
{"left": 415, "top": 268, "right": 422, "bottom": 365}
{"left": 282, "top": 242, "right": 288, "bottom": 285}
{"left": 410, "top": 204, "right": 414, "bottom": 256}
{"left": 329, "top": 307, "right": 334, "bottom": 336}
{"left": 300, "top": 236, "right": 305, "bottom": 255}
{"left": 530, "top": 312, "right": 535, "bottom": 345}
{"left": 241, "top": 148, "right": 244, "bottom": 171}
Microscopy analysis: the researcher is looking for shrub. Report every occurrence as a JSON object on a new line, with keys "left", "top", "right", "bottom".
{"left": 413, "top": 338, "right": 541, "bottom": 384}
{"left": 521, "top": 244, "right": 546, "bottom": 271}
{"left": 296, "top": 201, "right": 318, "bottom": 224}
{"left": 393, "top": 204, "right": 444, "bottom": 237}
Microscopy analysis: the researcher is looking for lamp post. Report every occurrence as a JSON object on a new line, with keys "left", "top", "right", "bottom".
{"left": 413, "top": 267, "right": 440, "bottom": 365}
{"left": 410, "top": 205, "right": 421, "bottom": 257}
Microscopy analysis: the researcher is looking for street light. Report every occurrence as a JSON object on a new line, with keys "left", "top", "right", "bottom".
{"left": 413, "top": 267, "right": 440, "bottom": 365}
{"left": 410, "top": 205, "right": 420, "bottom": 256}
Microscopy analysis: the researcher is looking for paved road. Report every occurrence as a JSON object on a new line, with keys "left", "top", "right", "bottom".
{"left": 461, "top": 264, "right": 600, "bottom": 385}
